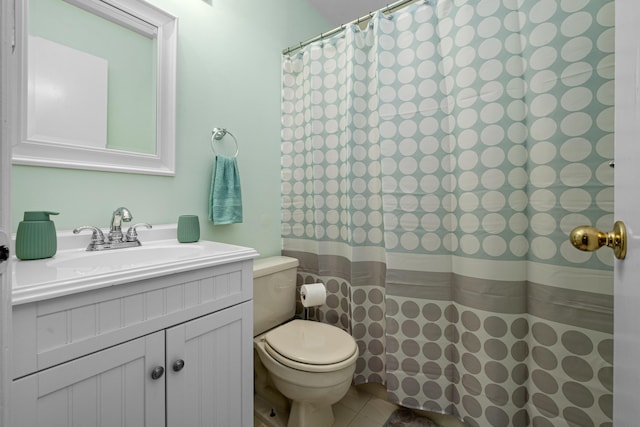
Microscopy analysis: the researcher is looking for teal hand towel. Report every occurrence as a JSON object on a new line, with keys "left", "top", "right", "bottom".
{"left": 209, "top": 155, "right": 243, "bottom": 224}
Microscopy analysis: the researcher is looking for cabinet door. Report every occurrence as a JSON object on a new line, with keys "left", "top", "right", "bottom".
{"left": 12, "top": 332, "right": 165, "bottom": 427}
{"left": 166, "top": 301, "right": 253, "bottom": 427}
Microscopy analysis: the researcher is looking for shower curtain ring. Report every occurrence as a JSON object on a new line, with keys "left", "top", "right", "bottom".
{"left": 384, "top": 4, "right": 394, "bottom": 19}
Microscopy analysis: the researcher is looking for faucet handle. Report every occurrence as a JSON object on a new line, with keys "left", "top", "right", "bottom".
{"left": 73, "top": 226, "right": 106, "bottom": 249}
{"left": 125, "top": 223, "right": 152, "bottom": 242}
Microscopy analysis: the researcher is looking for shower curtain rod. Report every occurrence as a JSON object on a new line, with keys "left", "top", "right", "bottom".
{"left": 282, "top": 0, "right": 421, "bottom": 55}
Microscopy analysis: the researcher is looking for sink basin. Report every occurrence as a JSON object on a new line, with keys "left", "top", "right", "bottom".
{"left": 12, "top": 237, "right": 259, "bottom": 305}
{"left": 47, "top": 244, "right": 206, "bottom": 271}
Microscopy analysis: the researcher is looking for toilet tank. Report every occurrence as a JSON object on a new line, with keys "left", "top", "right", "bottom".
{"left": 253, "top": 256, "right": 299, "bottom": 336}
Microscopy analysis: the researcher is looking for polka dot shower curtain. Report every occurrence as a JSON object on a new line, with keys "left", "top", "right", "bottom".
{"left": 280, "top": 1, "right": 614, "bottom": 426}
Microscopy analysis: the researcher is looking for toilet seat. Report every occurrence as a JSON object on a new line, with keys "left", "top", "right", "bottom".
{"left": 264, "top": 320, "right": 358, "bottom": 373}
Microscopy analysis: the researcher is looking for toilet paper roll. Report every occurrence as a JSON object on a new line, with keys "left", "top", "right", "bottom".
{"left": 300, "top": 283, "right": 327, "bottom": 308}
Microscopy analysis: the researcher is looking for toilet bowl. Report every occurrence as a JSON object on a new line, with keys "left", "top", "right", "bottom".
{"left": 255, "top": 320, "right": 358, "bottom": 427}
{"left": 253, "top": 257, "right": 358, "bottom": 427}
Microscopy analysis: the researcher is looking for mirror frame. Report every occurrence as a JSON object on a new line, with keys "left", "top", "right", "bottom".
{"left": 12, "top": 0, "right": 177, "bottom": 176}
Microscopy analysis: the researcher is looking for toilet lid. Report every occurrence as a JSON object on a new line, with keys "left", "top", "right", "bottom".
{"left": 264, "top": 319, "right": 357, "bottom": 365}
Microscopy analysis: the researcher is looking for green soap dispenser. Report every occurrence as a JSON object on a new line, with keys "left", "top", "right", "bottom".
{"left": 16, "top": 211, "right": 59, "bottom": 260}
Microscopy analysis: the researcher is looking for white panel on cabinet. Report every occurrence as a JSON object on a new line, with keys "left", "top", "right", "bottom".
{"left": 12, "top": 332, "right": 165, "bottom": 427}
{"left": 166, "top": 301, "right": 253, "bottom": 427}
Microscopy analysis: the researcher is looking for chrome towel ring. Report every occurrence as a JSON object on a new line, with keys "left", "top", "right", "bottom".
{"left": 210, "top": 127, "right": 239, "bottom": 158}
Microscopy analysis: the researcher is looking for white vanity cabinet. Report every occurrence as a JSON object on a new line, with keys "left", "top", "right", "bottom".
{"left": 11, "top": 257, "right": 255, "bottom": 427}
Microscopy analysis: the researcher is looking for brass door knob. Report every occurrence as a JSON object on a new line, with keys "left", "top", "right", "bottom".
{"left": 569, "top": 221, "right": 627, "bottom": 260}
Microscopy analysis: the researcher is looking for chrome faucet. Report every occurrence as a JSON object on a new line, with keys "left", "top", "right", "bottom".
{"left": 73, "top": 207, "right": 152, "bottom": 251}
{"left": 109, "top": 207, "right": 132, "bottom": 243}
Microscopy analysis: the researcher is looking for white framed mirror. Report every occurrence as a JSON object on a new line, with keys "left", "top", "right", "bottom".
{"left": 12, "top": 0, "right": 177, "bottom": 176}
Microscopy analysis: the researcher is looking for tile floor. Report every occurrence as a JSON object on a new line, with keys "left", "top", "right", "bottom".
{"left": 254, "top": 383, "right": 466, "bottom": 427}
{"left": 331, "top": 384, "right": 401, "bottom": 427}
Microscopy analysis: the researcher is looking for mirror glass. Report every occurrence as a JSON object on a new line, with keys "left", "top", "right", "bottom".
{"left": 12, "top": 0, "right": 177, "bottom": 175}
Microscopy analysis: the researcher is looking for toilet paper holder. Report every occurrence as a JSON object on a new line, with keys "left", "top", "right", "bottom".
{"left": 300, "top": 282, "right": 327, "bottom": 320}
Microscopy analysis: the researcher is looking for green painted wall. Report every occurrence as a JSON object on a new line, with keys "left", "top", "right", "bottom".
{"left": 12, "top": 0, "right": 330, "bottom": 258}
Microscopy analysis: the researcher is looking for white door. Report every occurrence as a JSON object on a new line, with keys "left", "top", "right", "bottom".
{"left": 0, "top": 0, "right": 15, "bottom": 424}
{"left": 0, "top": 231, "right": 9, "bottom": 427}
{"left": 614, "top": 0, "right": 640, "bottom": 424}
{"left": 165, "top": 301, "right": 253, "bottom": 427}
{"left": 12, "top": 332, "right": 165, "bottom": 427}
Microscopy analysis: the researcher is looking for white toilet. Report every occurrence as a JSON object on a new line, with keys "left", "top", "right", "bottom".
{"left": 253, "top": 256, "right": 358, "bottom": 427}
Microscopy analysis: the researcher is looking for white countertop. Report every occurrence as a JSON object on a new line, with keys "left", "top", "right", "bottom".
{"left": 11, "top": 224, "right": 259, "bottom": 305}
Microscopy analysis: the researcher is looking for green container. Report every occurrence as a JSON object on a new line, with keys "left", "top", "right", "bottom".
{"left": 15, "top": 211, "right": 59, "bottom": 260}
{"left": 177, "top": 215, "right": 200, "bottom": 243}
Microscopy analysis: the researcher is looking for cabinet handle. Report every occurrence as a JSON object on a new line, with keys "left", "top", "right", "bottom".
{"left": 173, "top": 359, "right": 185, "bottom": 372}
{"left": 151, "top": 366, "right": 165, "bottom": 380}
